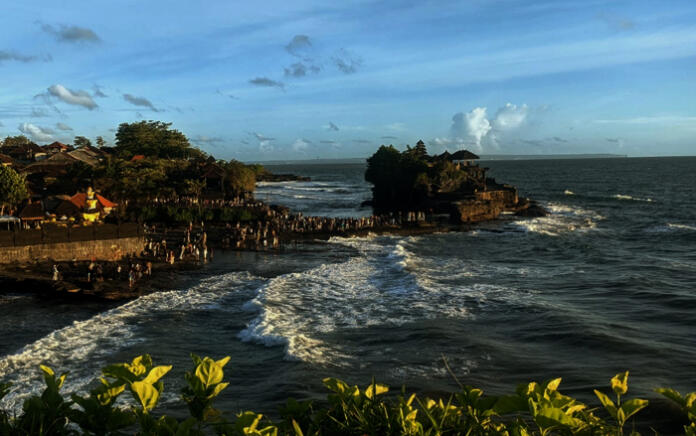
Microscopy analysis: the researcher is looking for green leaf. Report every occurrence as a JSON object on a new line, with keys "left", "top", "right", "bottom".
{"left": 322, "top": 378, "right": 349, "bottom": 394}
{"left": 96, "top": 384, "right": 126, "bottom": 406}
{"left": 143, "top": 365, "right": 172, "bottom": 385}
{"left": 594, "top": 389, "right": 617, "bottom": 419}
{"left": 190, "top": 353, "right": 202, "bottom": 366}
{"left": 656, "top": 388, "right": 684, "bottom": 407}
{"left": 216, "top": 356, "right": 231, "bottom": 368}
{"left": 534, "top": 405, "right": 582, "bottom": 429}
{"left": 494, "top": 395, "right": 529, "bottom": 414}
{"left": 545, "top": 378, "right": 562, "bottom": 392}
{"left": 611, "top": 371, "right": 629, "bottom": 396}
{"left": 40, "top": 365, "right": 55, "bottom": 377}
{"left": 365, "top": 383, "right": 389, "bottom": 399}
{"left": 103, "top": 364, "right": 138, "bottom": 383}
{"left": 621, "top": 398, "right": 648, "bottom": 421}
{"left": 292, "top": 419, "right": 304, "bottom": 436}
{"left": 208, "top": 382, "right": 229, "bottom": 399}
{"left": 196, "top": 358, "right": 224, "bottom": 388}
{"left": 131, "top": 381, "right": 160, "bottom": 412}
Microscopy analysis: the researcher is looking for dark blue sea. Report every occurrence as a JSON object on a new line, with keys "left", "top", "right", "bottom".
{"left": 1, "top": 157, "right": 695, "bottom": 423}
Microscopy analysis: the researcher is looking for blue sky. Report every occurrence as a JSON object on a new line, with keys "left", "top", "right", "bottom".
{"left": 1, "top": 0, "right": 695, "bottom": 160}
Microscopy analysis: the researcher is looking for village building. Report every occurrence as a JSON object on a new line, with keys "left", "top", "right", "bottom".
{"left": 0, "top": 153, "right": 15, "bottom": 167}
{"left": 0, "top": 142, "right": 44, "bottom": 163}
{"left": 69, "top": 187, "right": 117, "bottom": 222}
{"left": 44, "top": 141, "right": 72, "bottom": 155}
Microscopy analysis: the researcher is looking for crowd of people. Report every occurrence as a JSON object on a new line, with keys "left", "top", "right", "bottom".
{"left": 51, "top": 258, "right": 153, "bottom": 289}
{"left": 145, "top": 196, "right": 266, "bottom": 209}
{"left": 46, "top": 199, "right": 432, "bottom": 291}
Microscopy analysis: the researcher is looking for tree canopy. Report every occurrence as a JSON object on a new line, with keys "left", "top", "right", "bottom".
{"left": 0, "top": 165, "right": 28, "bottom": 215}
{"left": 74, "top": 136, "right": 92, "bottom": 148}
{"left": 114, "top": 121, "right": 203, "bottom": 159}
{"left": 2, "top": 135, "right": 31, "bottom": 148}
{"left": 365, "top": 141, "right": 482, "bottom": 212}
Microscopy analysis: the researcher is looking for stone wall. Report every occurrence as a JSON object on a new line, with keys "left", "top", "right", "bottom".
{"left": 0, "top": 236, "right": 144, "bottom": 264}
{"left": 453, "top": 200, "right": 504, "bottom": 223}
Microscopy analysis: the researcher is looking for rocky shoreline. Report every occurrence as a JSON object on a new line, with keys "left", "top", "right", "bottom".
{"left": 0, "top": 204, "right": 546, "bottom": 303}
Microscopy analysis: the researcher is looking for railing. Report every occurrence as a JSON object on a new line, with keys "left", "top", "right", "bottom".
{"left": 0, "top": 223, "right": 142, "bottom": 248}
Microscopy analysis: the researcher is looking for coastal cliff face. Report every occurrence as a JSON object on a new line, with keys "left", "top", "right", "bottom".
{"left": 365, "top": 141, "right": 534, "bottom": 223}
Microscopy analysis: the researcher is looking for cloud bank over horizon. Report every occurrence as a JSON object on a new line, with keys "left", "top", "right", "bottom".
{"left": 2, "top": 0, "right": 695, "bottom": 158}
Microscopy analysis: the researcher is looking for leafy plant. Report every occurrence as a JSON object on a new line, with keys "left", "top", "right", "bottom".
{"left": 594, "top": 371, "right": 649, "bottom": 435}
{"left": 0, "top": 358, "right": 678, "bottom": 436}
{"left": 656, "top": 387, "right": 696, "bottom": 435}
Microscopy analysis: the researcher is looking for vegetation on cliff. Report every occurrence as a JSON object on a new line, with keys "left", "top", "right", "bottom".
{"left": 2, "top": 121, "right": 266, "bottom": 223}
{"left": 365, "top": 142, "right": 488, "bottom": 213}
{"left": 1, "top": 354, "right": 694, "bottom": 435}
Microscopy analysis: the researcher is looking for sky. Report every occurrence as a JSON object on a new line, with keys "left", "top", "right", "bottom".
{"left": 1, "top": 0, "right": 695, "bottom": 160}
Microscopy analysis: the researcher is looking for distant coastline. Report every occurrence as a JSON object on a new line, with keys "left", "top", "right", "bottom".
{"left": 251, "top": 153, "right": 630, "bottom": 166}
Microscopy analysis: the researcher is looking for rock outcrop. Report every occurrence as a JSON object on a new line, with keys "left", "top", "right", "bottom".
{"left": 365, "top": 140, "right": 546, "bottom": 223}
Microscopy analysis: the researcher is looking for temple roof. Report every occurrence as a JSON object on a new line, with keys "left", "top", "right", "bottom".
{"left": 70, "top": 192, "right": 118, "bottom": 209}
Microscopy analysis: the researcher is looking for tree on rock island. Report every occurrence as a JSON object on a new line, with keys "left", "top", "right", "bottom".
{"left": 0, "top": 165, "right": 28, "bottom": 215}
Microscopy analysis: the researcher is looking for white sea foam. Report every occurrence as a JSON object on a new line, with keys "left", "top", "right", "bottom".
{"left": 667, "top": 223, "right": 696, "bottom": 231}
{"left": 0, "top": 271, "right": 259, "bottom": 412}
{"left": 237, "top": 236, "right": 488, "bottom": 366}
{"left": 612, "top": 194, "right": 654, "bottom": 202}
{"left": 564, "top": 189, "right": 575, "bottom": 195}
{"left": 645, "top": 223, "right": 696, "bottom": 233}
{"left": 512, "top": 202, "right": 604, "bottom": 236}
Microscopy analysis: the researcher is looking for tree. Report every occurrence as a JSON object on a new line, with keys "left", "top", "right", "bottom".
{"left": 95, "top": 136, "right": 106, "bottom": 148}
{"left": 114, "top": 121, "right": 200, "bottom": 159}
{"left": 74, "top": 136, "right": 92, "bottom": 148}
{"left": 222, "top": 160, "right": 256, "bottom": 196}
{"left": 0, "top": 166, "right": 28, "bottom": 215}
{"left": 2, "top": 135, "right": 31, "bottom": 148}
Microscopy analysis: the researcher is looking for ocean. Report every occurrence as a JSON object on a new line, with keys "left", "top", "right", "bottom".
{"left": 1, "top": 157, "right": 695, "bottom": 423}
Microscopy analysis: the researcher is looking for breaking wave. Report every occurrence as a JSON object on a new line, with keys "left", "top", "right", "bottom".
{"left": 511, "top": 202, "right": 604, "bottom": 236}
{"left": 612, "top": 194, "right": 654, "bottom": 202}
{"left": 0, "top": 272, "right": 260, "bottom": 412}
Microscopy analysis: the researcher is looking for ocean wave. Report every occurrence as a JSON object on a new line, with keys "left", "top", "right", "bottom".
{"left": 564, "top": 189, "right": 575, "bottom": 195}
{"left": 647, "top": 223, "right": 696, "bottom": 233}
{"left": 668, "top": 223, "right": 696, "bottom": 231}
{"left": 612, "top": 194, "right": 654, "bottom": 202}
{"left": 512, "top": 202, "right": 604, "bottom": 236}
{"left": 0, "top": 271, "right": 260, "bottom": 413}
{"left": 238, "top": 237, "right": 482, "bottom": 366}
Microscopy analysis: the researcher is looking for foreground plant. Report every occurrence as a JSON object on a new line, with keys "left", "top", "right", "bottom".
{"left": 2, "top": 355, "right": 690, "bottom": 435}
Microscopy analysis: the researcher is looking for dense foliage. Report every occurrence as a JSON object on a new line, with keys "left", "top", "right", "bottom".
{"left": 2, "top": 354, "right": 694, "bottom": 435}
{"left": 2, "top": 135, "right": 32, "bottom": 148}
{"left": 365, "top": 143, "right": 488, "bottom": 212}
{"left": 365, "top": 145, "right": 429, "bottom": 211}
{"left": 0, "top": 165, "right": 29, "bottom": 215}
{"left": 114, "top": 121, "right": 204, "bottom": 160}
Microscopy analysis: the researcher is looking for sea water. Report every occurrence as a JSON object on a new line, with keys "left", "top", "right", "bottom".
{"left": 1, "top": 157, "right": 695, "bottom": 420}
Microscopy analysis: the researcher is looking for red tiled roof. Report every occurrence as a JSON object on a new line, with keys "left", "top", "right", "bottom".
{"left": 69, "top": 192, "right": 118, "bottom": 209}
{"left": 131, "top": 155, "right": 145, "bottom": 161}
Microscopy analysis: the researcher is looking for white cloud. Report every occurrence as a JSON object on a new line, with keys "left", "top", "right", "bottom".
{"left": 123, "top": 94, "right": 159, "bottom": 111}
{"left": 18, "top": 122, "right": 54, "bottom": 142}
{"left": 450, "top": 103, "right": 530, "bottom": 151}
{"left": 48, "top": 84, "right": 98, "bottom": 110}
{"left": 251, "top": 132, "right": 275, "bottom": 153}
{"left": 493, "top": 103, "right": 528, "bottom": 130}
{"left": 464, "top": 107, "right": 491, "bottom": 151}
{"left": 292, "top": 138, "right": 310, "bottom": 152}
